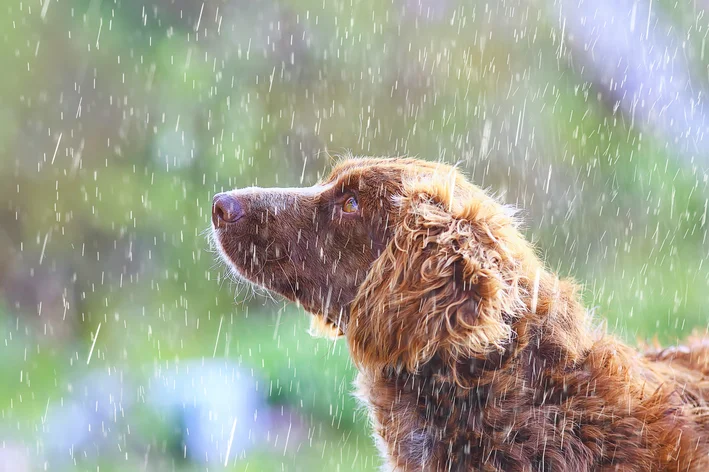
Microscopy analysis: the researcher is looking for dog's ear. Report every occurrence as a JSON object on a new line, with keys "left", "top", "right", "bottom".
{"left": 348, "top": 172, "right": 532, "bottom": 374}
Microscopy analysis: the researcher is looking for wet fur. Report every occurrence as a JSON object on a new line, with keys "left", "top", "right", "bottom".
{"left": 213, "top": 157, "right": 709, "bottom": 471}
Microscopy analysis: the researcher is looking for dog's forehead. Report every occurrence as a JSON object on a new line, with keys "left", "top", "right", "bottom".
{"left": 326, "top": 158, "right": 453, "bottom": 189}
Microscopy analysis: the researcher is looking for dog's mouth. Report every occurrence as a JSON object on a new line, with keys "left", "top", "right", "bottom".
{"left": 212, "top": 228, "right": 288, "bottom": 265}
{"left": 210, "top": 190, "right": 291, "bottom": 269}
{"left": 212, "top": 227, "right": 345, "bottom": 338}
{"left": 245, "top": 238, "right": 289, "bottom": 264}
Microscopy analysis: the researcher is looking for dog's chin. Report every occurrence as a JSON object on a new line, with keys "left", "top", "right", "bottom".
{"left": 308, "top": 313, "right": 345, "bottom": 339}
{"left": 213, "top": 228, "right": 283, "bottom": 273}
{"left": 211, "top": 229, "right": 264, "bottom": 290}
{"left": 212, "top": 228, "right": 345, "bottom": 339}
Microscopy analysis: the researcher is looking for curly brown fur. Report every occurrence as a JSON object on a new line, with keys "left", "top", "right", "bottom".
{"left": 212, "top": 157, "right": 709, "bottom": 471}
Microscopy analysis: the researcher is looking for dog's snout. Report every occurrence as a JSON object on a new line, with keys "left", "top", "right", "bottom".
{"left": 212, "top": 193, "right": 245, "bottom": 228}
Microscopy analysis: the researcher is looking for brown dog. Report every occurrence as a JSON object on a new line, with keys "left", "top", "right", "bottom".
{"left": 211, "top": 157, "right": 709, "bottom": 471}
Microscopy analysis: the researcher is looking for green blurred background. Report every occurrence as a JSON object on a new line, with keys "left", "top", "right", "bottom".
{"left": 1, "top": 0, "right": 708, "bottom": 470}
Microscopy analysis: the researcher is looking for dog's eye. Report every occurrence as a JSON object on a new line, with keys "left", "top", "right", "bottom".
{"left": 342, "top": 196, "right": 359, "bottom": 213}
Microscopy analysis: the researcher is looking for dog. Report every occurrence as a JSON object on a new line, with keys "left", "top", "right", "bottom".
{"left": 211, "top": 157, "right": 709, "bottom": 471}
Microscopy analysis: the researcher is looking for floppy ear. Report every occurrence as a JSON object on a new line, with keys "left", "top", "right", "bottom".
{"left": 347, "top": 175, "right": 530, "bottom": 374}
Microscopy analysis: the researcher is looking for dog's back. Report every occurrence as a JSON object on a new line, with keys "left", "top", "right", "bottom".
{"left": 644, "top": 338, "right": 709, "bottom": 408}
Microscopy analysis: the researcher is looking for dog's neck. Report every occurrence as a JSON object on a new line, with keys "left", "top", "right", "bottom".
{"left": 351, "top": 274, "right": 607, "bottom": 470}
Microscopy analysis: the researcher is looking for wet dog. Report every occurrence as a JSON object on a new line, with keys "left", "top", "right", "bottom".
{"left": 212, "top": 157, "right": 709, "bottom": 471}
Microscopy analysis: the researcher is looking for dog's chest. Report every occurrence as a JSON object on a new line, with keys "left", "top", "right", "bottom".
{"left": 353, "top": 370, "right": 484, "bottom": 471}
{"left": 352, "top": 371, "right": 436, "bottom": 470}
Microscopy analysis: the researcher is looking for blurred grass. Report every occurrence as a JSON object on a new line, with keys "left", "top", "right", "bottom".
{"left": 0, "top": 302, "right": 378, "bottom": 471}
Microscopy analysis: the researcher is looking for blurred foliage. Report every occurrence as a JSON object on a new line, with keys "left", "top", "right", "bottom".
{"left": 0, "top": 0, "right": 708, "bottom": 470}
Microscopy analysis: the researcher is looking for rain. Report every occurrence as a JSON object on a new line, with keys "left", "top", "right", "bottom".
{"left": 0, "top": 0, "right": 708, "bottom": 470}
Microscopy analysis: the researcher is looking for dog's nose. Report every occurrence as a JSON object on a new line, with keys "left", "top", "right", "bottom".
{"left": 212, "top": 193, "right": 245, "bottom": 228}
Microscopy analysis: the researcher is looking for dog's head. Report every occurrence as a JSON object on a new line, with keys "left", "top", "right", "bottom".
{"left": 212, "top": 157, "right": 541, "bottom": 371}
